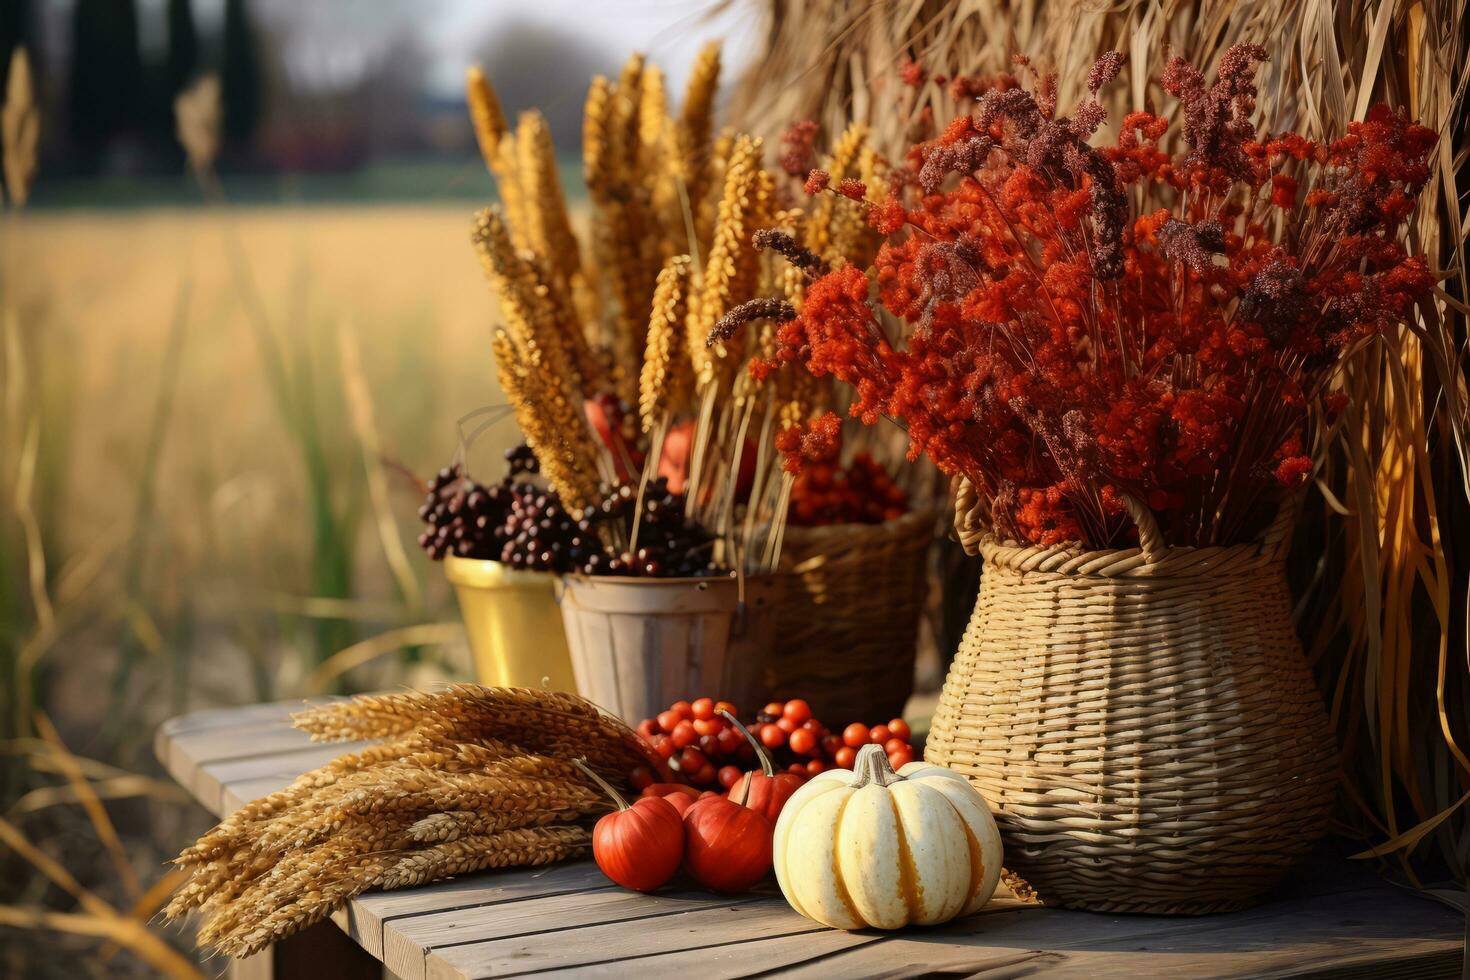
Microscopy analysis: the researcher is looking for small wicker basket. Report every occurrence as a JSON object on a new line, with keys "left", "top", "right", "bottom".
{"left": 769, "top": 508, "right": 935, "bottom": 723}
{"left": 925, "top": 479, "right": 1338, "bottom": 915}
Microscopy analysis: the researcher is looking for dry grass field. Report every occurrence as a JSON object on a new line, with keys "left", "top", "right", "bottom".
{"left": 14, "top": 201, "right": 516, "bottom": 700}
{"left": 3, "top": 203, "right": 527, "bottom": 973}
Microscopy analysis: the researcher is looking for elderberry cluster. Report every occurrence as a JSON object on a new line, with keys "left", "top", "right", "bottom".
{"left": 582, "top": 476, "right": 725, "bottom": 578}
{"left": 418, "top": 449, "right": 729, "bottom": 578}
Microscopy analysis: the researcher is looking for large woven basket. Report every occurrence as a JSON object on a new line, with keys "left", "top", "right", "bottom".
{"left": 925, "top": 480, "right": 1338, "bottom": 915}
{"left": 769, "top": 508, "right": 935, "bottom": 722}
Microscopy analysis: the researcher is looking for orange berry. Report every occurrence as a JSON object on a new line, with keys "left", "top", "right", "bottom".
{"left": 842, "top": 723, "right": 870, "bottom": 748}
{"left": 782, "top": 699, "right": 812, "bottom": 725}
{"left": 789, "top": 729, "right": 817, "bottom": 756}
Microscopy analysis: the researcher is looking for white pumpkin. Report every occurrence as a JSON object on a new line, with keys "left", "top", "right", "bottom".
{"left": 773, "top": 743, "right": 1003, "bottom": 930}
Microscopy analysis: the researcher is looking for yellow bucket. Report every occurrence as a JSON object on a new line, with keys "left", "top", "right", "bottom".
{"left": 444, "top": 556, "right": 577, "bottom": 691}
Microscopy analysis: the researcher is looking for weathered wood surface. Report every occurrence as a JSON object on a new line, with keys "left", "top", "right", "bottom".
{"left": 158, "top": 700, "right": 1465, "bottom": 980}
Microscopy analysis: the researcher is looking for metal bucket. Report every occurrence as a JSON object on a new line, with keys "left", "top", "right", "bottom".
{"left": 444, "top": 556, "right": 577, "bottom": 691}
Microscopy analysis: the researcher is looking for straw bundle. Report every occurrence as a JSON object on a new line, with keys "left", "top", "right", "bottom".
{"left": 730, "top": 0, "right": 1470, "bottom": 877}
{"left": 165, "top": 686, "right": 660, "bottom": 958}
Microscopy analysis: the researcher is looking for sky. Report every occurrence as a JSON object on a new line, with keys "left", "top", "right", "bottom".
{"left": 227, "top": 0, "right": 760, "bottom": 98}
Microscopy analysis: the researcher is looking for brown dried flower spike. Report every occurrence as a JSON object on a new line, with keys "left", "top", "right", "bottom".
{"left": 2, "top": 47, "right": 39, "bottom": 206}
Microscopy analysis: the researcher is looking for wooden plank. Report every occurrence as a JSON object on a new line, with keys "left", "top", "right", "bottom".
{"left": 527, "top": 928, "right": 890, "bottom": 979}
{"left": 386, "top": 887, "right": 766, "bottom": 980}
{"left": 158, "top": 699, "right": 303, "bottom": 738}
{"left": 154, "top": 702, "right": 297, "bottom": 777}
{"left": 342, "top": 861, "right": 612, "bottom": 961}
{"left": 165, "top": 725, "right": 326, "bottom": 803}
{"left": 424, "top": 899, "right": 827, "bottom": 979}
{"left": 770, "top": 880, "right": 1462, "bottom": 980}
{"left": 191, "top": 745, "right": 348, "bottom": 814}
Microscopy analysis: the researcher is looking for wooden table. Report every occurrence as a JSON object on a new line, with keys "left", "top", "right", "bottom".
{"left": 157, "top": 699, "right": 1465, "bottom": 980}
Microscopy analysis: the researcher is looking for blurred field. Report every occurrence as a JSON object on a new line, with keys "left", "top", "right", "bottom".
{"left": 14, "top": 204, "right": 521, "bottom": 715}
{"left": 3, "top": 203, "right": 525, "bottom": 973}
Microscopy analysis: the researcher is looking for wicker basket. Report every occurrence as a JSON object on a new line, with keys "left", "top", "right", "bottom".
{"left": 925, "top": 480, "right": 1338, "bottom": 915}
{"left": 769, "top": 509, "right": 935, "bottom": 722}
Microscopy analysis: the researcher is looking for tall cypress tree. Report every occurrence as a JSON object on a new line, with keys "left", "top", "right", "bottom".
{"left": 220, "top": 0, "right": 261, "bottom": 148}
{"left": 68, "top": 0, "right": 143, "bottom": 168}
{"left": 165, "top": 0, "right": 198, "bottom": 96}
{"left": 0, "top": 0, "right": 35, "bottom": 102}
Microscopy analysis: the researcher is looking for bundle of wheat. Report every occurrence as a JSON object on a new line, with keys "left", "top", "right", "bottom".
{"left": 729, "top": 0, "right": 1469, "bottom": 879}
{"left": 165, "top": 686, "right": 661, "bottom": 958}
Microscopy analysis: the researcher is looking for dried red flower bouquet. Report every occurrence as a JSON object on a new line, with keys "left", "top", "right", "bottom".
{"left": 758, "top": 46, "right": 1436, "bottom": 549}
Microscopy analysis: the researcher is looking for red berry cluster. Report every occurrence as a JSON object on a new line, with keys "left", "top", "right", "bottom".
{"left": 788, "top": 452, "right": 908, "bottom": 526}
{"left": 751, "top": 699, "right": 914, "bottom": 772}
{"left": 633, "top": 697, "right": 918, "bottom": 791}
{"left": 632, "top": 698, "right": 753, "bottom": 790}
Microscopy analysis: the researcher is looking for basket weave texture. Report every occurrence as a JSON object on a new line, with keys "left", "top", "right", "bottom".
{"left": 769, "top": 508, "right": 934, "bottom": 722}
{"left": 925, "top": 481, "right": 1338, "bottom": 915}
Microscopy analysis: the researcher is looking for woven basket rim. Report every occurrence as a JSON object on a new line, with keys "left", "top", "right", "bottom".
{"left": 780, "top": 505, "right": 938, "bottom": 544}
{"left": 977, "top": 530, "right": 1287, "bottom": 578}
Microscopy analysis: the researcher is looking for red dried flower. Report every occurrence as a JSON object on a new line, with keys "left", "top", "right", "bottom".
{"left": 779, "top": 120, "right": 821, "bottom": 178}
{"left": 803, "top": 169, "right": 831, "bottom": 195}
{"left": 767, "top": 45, "right": 1435, "bottom": 549}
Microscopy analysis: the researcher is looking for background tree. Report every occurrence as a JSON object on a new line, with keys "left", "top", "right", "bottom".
{"left": 165, "top": 0, "right": 198, "bottom": 97}
{"left": 0, "top": 0, "right": 35, "bottom": 102}
{"left": 221, "top": 0, "right": 261, "bottom": 150}
{"left": 67, "top": 0, "right": 143, "bottom": 170}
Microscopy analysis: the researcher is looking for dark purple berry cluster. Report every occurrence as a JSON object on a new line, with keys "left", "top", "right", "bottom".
{"left": 418, "top": 449, "right": 728, "bottom": 578}
{"left": 582, "top": 476, "right": 725, "bottom": 578}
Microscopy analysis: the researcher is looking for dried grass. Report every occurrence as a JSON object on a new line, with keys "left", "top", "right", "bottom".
{"left": 729, "top": 0, "right": 1470, "bottom": 877}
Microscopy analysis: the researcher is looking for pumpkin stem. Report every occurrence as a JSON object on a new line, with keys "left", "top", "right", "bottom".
{"left": 573, "top": 757, "right": 629, "bottom": 811}
{"left": 719, "top": 709, "right": 775, "bottom": 778}
{"left": 851, "top": 744, "right": 902, "bottom": 789}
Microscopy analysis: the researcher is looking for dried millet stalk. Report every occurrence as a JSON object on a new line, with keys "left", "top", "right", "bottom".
{"left": 516, "top": 110, "right": 584, "bottom": 295}
{"left": 689, "top": 134, "right": 769, "bottom": 385}
{"left": 677, "top": 42, "right": 722, "bottom": 210}
{"left": 640, "top": 255, "right": 696, "bottom": 432}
